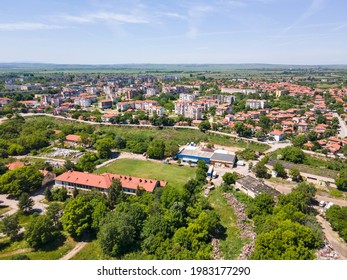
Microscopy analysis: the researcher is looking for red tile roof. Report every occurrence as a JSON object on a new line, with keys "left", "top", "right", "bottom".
{"left": 270, "top": 129, "right": 284, "bottom": 136}
{"left": 55, "top": 171, "right": 165, "bottom": 193}
{"left": 6, "top": 161, "right": 26, "bottom": 170}
{"left": 65, "top": 134, "right": 81, "bottom": 142}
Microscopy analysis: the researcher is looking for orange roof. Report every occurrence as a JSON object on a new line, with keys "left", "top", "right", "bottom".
{"left": 55, "top": 171, "right": 165, "bottom": 193}
{"left": 6, "top": 162, "right": 26, "bottom": 170}
{"left": 270, "top": 129, "right": 284, "bottom": 135}
{"left": 65, "top": 134, "right": 81, "bottom": 142}
{"left": 54, "top": 130, "right": 62, "bottom": 134}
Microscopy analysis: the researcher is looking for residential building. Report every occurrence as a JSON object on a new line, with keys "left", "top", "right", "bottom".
{"left": 246, "top": 99, "right": 267, "bottom": 109}
{"left": 65, "top": 134, "right": 81, "bottom": 146}
{"left": 98, "top": 99, "right": 113, "bottom": 109}
{"left": 179, "top": 93, "right": 197, "bottom": 102}
{"left": 55, "top": 170, "right": 166, "bottom": 195}
{"left": 269, "top": 130, "right": 285, "bottom": 141}
{"left": 0, "top": 97, "right": 12, "bottom": 106}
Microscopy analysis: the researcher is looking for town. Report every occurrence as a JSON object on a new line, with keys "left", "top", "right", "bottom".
{"left": 0, "top": 65, "right": 346, "bottom": 261}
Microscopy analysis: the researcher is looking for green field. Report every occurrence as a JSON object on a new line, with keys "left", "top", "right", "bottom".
{"left": 0, "top": 235, "right": 77, "bottom": 260}
{"left": 97, "top": 159, "right": 196, "bottom": 188}
{"left": 70, "top": 240, "right": 105, "bottom": 260}
{"left": 25, "top": 116, "right": 270, "bottom": 152}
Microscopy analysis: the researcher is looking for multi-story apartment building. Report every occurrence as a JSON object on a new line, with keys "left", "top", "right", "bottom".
{"left": 246, "top": 99, "right": 267, "bottom": 109}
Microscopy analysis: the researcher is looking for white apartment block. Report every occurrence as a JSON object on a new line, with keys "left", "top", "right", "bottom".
{"left": 179, "top": 93, "right": 197, "bottom": 102}
{"left": 185, "top": 106, "right": 202, "bottom": 120}
{"left": 246, "top": 99, "right": 267, "bottom": 109}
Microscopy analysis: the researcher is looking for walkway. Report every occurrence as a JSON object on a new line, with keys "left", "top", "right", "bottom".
{"left": 60, "top": 242, "right": 87, "bottom": 260}
{"left": 316, "top": 215, "right": 347, "bottom": 260}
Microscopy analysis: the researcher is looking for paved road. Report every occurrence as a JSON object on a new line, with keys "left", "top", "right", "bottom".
{"left": 334, "top": 113, "right": 347, "bottom": 138}
{"left": 0, "top": 187, "right": 48, "bottom": 219}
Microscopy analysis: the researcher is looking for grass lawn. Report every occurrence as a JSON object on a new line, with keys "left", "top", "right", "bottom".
{"left": 208, "top": 188, "right": 244, "bottom": 259}
{"left": 0, "top": 235, "right": 77, "bottom": 260}
{"left": 0, "top": 206, "right": 10, "bottom": 216}
{"left": 96, "top": 159, "right": 196, "bottom": 189}
{"left": 70, "top": 240, "right": 105, "bottom": 260}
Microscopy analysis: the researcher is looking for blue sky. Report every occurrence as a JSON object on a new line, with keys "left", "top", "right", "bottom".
{"left": 1, "top": 0, "right": 346, "bottom": 64}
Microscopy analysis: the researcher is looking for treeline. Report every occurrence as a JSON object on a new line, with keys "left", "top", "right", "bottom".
{"left": 233, "top": 182, "right": 323, "bottom": 259}
{"left": 0, "top": 116, "right": 52, "bottom": 157}
{"left": 325, "top": 205, "right": 347, "bottom": 242}
{"left": 1, "top": 162, "right": 222, "bottom": 260}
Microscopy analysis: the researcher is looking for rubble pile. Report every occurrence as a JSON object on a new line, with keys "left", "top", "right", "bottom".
{"left": 317, "top": 240, "right": 340, "bottom": 260}
{"left": 223, "top": 193, "right": 256, "bottom": 260}
{"left": 211, "top": 238, "right": 224, "bottom": 260}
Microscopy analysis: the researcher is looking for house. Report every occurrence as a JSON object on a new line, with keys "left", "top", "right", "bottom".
{"left": 235, "top": 176, "right": 280, "bottom": 198}
{"left": 102, "top": 113, "right": 118, "bottom": 122}
{"left": 269, "top": 130, "right": 285, "bottom": 141}
{"left": 0, "top": 97, "right": 13, "bottom": 106}
{"left": 40, "top": 170, "right": 56, "bottom": 186}
{"left": 55, "top": 170, "right": 165, "bottom": 195}
{"left": 65, "top": 134, "right": 81, "bottom": 146}
{"left": 6, "top": 161, "right": 26, "bottom": 170}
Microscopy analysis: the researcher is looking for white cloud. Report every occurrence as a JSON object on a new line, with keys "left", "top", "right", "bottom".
{"left": 0, "top": 22, "right": 64, "bottom": 31}
{"left": 58, "top": 12, "right": 149, "bottom": 24}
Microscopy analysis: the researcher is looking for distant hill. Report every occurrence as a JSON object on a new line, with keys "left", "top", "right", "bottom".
{"left": 1, "top": 62, "right": 347, "bottom": 71}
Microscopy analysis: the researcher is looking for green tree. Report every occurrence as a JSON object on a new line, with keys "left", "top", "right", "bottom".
{"left": 8, "top": 144, "right": 25, "bottom": 155}
{"left": 164, "top": 141, "right": 179, "bottom": 157}
{"left": 281, "top": 146, "right": 306, "bottom": 164}
{"left": 98, "top": 212, "right": 136, "bottom": 257}
{"left": 247, "top": 193, "right": 275, "bottom": 218}
{"left": 0, "top": 162, "right": 8, "bottom": 175}
{"left": 255, "top": 162, "right": 269, "bottom": 178}
{"left": 95, "top": 138, "right": 114, "bottom": 159}
{"left": 222, "top": 172, "right": 238, "bottom": 185}
{"left": 18, "top": 193, "right": 34, "bottom": 214}
{"left": 91, "top": 201, "right": 110, "bottom": 232}
{"left": 147, "top": 139, "right": 165, "bottom": 159}
{"left": 197, "top": 160, "right": 208, "bottom": 172}
{"left": 196, "top": 168, "right": 207, "bottom": 184}
{"left": 46, "top": 202, "right": 63, "bottom": 229}
{"left": 114, "top": 135, "right": 126, "bottom": 149}
{"left": 108, "top": 179, "right": 126, "bottom": 208}
{"left": 326, "top": 205, "right": 347, "bottom": 242}
{"left": 307, "top": 130, "right": 318, "bottom": 142}
{"left": 0, "top": 166, "right": 43, "bottom": 197}
{"left": 61, "top": 195, "right": 94, "bottom": 238}
{"left": 289, "top": 168, "right": 301, "bottom": 182}
{"left": 273, "top": 161, "right": 286, "bottom": 178}
{"left": 1, "top": 214, "right": 20, "bottom": 241}
{"left": 335, "top": 168, "right": 347, "bottom": 191}
{"left": 251, "top": 219, "right": 318, "bottom": 260}
{"left": 259, "top": 115, "right": 271, "bottom": 131}
{"left": 234, "top": 122, "right": 252, "bottom": 137}
{"left": 44, "top": 187, "right": 52, "bottom": 202}
{"left": 198, "top": 120, "right": 211, "bottom": 132}
{"left": 292, "top": 135, "right": 308, "bottom": 148}
{"left": 25, "top": 215, "right": 57, "bottom": 248}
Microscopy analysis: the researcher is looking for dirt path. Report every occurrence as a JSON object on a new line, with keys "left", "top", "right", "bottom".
{"left": 316, "top": 215, "right": 347, "bottom": 259}
{"left": 0, "top": 248, "right": 32, "bottom": 258}
{"left": 60, "top": 242, "right": 87, "bottom": 260}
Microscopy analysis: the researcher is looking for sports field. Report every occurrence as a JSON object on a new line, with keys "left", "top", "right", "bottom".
{"left": 96, "top": 158, "right": 196, "bottom": 188}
